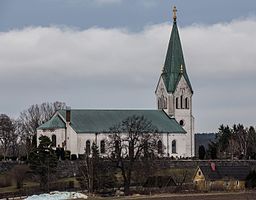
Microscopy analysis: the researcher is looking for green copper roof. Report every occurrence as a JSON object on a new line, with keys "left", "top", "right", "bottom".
{"left": 162, "top": 20, "right": 193, "bottom": 93}
{"left": 38, "top": 115, "right": 66, "bottom": 129}
{"left": 39, "top": 109, "right": 185, "bottom": 134}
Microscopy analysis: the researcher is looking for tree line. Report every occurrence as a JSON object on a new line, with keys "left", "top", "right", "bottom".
{"left": 199, "top": 124, "right": 256, "bottom": 160}
{"left": 0, "top": 101, "right": 66, "bottom": 160}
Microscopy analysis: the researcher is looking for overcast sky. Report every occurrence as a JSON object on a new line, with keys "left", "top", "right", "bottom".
{"left": 1, "top": 0, "right": 256, "bottom": 133}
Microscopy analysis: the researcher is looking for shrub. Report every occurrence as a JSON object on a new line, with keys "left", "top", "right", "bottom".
{"left": 71, "top": 154, "right": 77, "bottom": 161}
{"left": 65, "top": 150, "right": 71, "bottom": 160}
{"left": 78, "top": 154, "right": 85, "bottom": 160}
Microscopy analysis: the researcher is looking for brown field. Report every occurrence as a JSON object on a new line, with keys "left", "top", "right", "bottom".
{"left": 89, "top": 191, "right": 256, "bottom": 200}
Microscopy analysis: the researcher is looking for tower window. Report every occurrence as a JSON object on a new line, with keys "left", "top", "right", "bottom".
{"left": 100, "top": 140, "right": 105, "bottom": 154}
{"left": 172, "top": 140, "right": 177, "bottom": 153}
{"left": 179, "top": 120, "right": 184, "bottom": 126}
{"left": 86, "top": 140, "right": 91, "bottom": 155}
{"left": 176, "top": 97, "right": 179, "bottom": 109}
{"left": 163, "top": 97, "right": 167, "bottom": 109}
{"left": 158, "top": 99, "right": 161, "bottom": 109}
{"left": 180, "top": 95, "right": 183, "bottom": 109}
{"left": 52, "top": 134, "right": 56, "bottom": 147}
{"left": 185, "top": 97, "right": 189, "bottom": 109}
{"left": 158, "top": 95, "right": 167, "bottom": 109}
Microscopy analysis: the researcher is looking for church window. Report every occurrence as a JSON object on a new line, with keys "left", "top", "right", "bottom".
{"left": 164, "top": 97, "right": 167, "bottom": 109}
{"left": 172, "top": 140, "right": 177, "bottom": 153}
{"left": 52, "top": 135, "right": 56, "bottom": 147}
{"left": 185, "top": 97, "right": 189, "bottom": 109}
{"left": 176, "top": 97, "right": 179, "bottom": 109}
{"left": 157, "top": 140, "right": 163, "bottom": 154}
{"left": 100, "top": 140, "right": 105, "bottom": 154}
{"left": 129, "top": 141, "right": 134, "bottom": 157}
{"left": 86, "top": 140, "right": 91, "bottom": 155}
{"left": 159, "top": 95, "right": 167, "bottom": 109}
{"left": 180, "top": 95, "right": 183, "bottom": 109}
{"left": 115, "top": 140, "right": 120, "bottom": 154}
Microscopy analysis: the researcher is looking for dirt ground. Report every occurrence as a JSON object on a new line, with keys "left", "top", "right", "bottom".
{"left": 89, "top": 191, "right": 256, "bottom": 200}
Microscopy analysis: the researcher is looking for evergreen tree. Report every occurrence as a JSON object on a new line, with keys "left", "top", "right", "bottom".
{"left": 198, "top": 145, "right": 206, "bottom": 160}
{"left": 28, "top": 135, "right": 58, "bottom": 191}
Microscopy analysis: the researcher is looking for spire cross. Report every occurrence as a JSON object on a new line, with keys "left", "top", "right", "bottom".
{"left": 173, "top": 6, "right": 177, "bottom": 22}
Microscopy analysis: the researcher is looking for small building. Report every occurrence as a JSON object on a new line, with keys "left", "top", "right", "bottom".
{"left": 193, "top": 163, "right": 250, "bottom": 191}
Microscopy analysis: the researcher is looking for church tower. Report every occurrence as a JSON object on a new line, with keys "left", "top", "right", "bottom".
{"left": 155, "top": 6, "right": 195, "bottom": 157}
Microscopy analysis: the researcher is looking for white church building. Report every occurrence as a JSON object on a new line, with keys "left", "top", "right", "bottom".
{"left": 37, "top": 8, "right": 195, "bottom": 158}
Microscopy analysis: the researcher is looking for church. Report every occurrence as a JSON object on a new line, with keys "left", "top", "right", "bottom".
{"left": 37, "top": 7, "right": 195, "bottom": 158}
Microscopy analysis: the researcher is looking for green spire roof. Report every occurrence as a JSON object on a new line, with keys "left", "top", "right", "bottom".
{"left": 162, "top": 19, "right": 193, "bottom": 93}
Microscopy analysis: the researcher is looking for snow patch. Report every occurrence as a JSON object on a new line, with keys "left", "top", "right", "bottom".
{"left": 25, "top": 191, "right": 88, "bottom": 200}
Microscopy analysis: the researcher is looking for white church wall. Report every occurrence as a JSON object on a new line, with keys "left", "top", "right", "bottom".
{"left": 77, "top": 133, "right": 96, "bottom": 154}
{"left": 162, "top": 133, "right": 186, "bottom": 157}
{"left": 66, "top": 125, "right": 78, "bottom": 155}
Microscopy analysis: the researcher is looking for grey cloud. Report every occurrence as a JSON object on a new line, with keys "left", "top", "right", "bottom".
{"left": 0, "top": 19, "right": 256, "bottom": 132}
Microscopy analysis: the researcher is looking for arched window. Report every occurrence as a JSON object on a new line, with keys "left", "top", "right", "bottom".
{"left": 163, "top": 97, "right": 167, "bottom": 109}
{"left": 179, "top": 120, "right": 184, "bottom": 126}
{"left": 52, "top": 135, "right": 56, "bottom": 147}
{"left": 185, "top": 97, "right": 189, "bottom": 109}
{"left": 159, "top": 95, "right": 167, "bottom": 109}
{"left": 172, "top": 140, "right": 177, "bottom": 153}
{"left": 144, "top": 141, "right": 148, "bottom": 157}
{"left": 176, "top": 97, "right": 179, "bottom": 109}
{"left": 86, "top": 140, "right": 91, "bottom": 155}
{"left": 180, "top": 95, "right": 183, "bottom": 109}
{"left": 100, "top": 140, "right": 105, "bottom": 154}
{"left": 158, "top": 140, "right": 163, "bottom": 154}
{"left": 115, "top": 140, "right": 120, "bottom": 154}
{"left": 129, "top": 142, "right": 134, "bottom": 157}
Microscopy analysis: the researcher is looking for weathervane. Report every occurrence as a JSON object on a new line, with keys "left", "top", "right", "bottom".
{"left": 173, "top": 6, "right": 177, "bottom": 22}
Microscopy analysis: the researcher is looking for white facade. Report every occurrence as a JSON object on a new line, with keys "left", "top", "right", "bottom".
{"left": 37, "top": 119, "right": 187, "bottom": 158}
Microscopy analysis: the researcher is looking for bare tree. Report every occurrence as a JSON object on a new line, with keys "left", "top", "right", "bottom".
{"left": 0, "top": 114, "right": 15, "bottom": 160}
{"left": 107, "top": 115, "right": 161, "bottom": 195}
{"left": 18, "top": 101, "right": 66, "bottom": 158}
{"left": 233, "top": 124, "right": 251, "bottom": 158}
{"left": 169, "top": 168, "right": 190, "bottom": 192}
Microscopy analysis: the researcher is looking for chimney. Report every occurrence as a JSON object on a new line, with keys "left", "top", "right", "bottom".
{"left": 66, "top": 106, "right": 71, "bottom": 123}
{"left": 210, "top": 162, "right": 216, "bottom": 171}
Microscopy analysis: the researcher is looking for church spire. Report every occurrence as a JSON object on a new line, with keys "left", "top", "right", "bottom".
{"left": 162, "top": 6, "right": 193, "bottom": 93}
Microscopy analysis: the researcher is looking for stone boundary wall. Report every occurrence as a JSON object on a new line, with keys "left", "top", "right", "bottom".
{"left": 55, "top": 159, "right": 256, "bottom": 178}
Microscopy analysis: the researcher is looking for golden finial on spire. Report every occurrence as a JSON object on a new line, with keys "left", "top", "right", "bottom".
{"left": 180, "top": 64, "right": 183, "bottom": 74}
{"left": 173, "top": 6, "right": 177, "bottom": 22}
